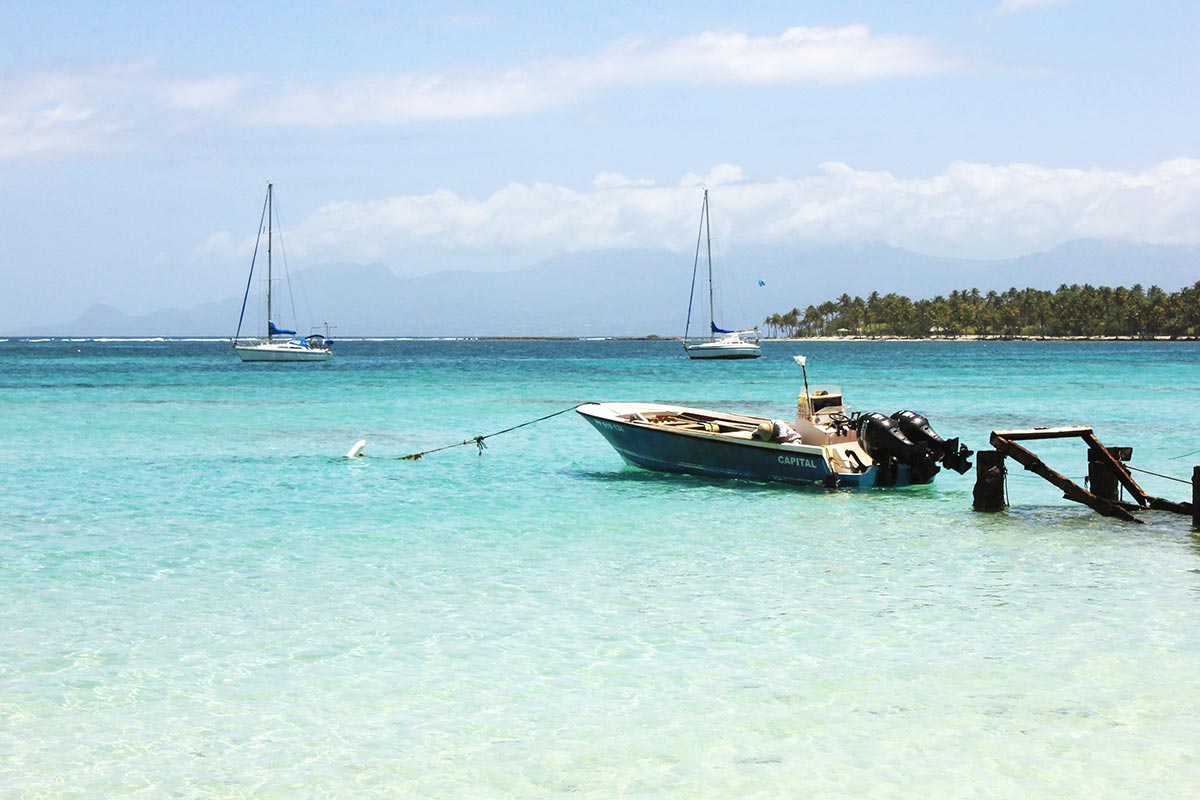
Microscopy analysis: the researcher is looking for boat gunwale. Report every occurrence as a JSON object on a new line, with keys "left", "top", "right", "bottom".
{"left": 575, "top": 402, "right": 829, "bottom": 457}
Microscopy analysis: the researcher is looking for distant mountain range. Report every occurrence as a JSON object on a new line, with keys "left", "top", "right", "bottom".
{"left": 9, "top": 239, "right": 1197, "bottom": 337}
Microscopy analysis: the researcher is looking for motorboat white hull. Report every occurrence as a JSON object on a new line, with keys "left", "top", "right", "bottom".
{"left": 233, "top": 342, "right": 333, "bottom": 362}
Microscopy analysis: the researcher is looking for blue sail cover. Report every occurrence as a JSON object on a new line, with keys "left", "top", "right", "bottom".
{"left": 711, "top": 322, "right": 735, "bottom": 334}
{"left": 269, "top": 321, "right": 297, "bottom": 336}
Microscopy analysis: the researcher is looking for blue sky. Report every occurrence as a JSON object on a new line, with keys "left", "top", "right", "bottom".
{"left": 2, "top": 0, "right": 1197, "bottom": 329}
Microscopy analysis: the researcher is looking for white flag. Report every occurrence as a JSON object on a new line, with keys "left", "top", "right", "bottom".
{"left": 793, "top": 355, "right": 807, "bottom": 367}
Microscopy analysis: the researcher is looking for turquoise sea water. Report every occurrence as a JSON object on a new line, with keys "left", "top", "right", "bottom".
{"left": 2, "top": 338, "right": 1198, "bottom": 798}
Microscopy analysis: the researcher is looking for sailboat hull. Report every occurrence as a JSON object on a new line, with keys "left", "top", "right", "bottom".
{"left": 685, "top": 341, "right": 762, "bottom": 359}
{"left": 233, "top": 342, "right": 333, "bottom": 362}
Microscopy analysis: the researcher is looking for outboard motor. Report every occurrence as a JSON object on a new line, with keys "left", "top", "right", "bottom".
{"left": 856, "top": 411, "right": 941, "bottom": 485}
{"left": 891, "top": 411, "right": 973, "bottom": 475}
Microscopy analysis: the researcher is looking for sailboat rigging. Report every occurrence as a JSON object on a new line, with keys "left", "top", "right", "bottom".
{"left": 231, "top": 183, "right": 334, "bottom": 362}
{"left": 683, "top": 189, "right": 761, "bottom": 359}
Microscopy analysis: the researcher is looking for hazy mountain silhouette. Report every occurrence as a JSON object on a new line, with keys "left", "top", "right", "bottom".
{"left": 11, "top": 240, "right": 1197, "bottom": 337}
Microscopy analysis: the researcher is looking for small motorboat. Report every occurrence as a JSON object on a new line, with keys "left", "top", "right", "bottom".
{"left": 577, "top": 357, "right": 972, "bottom": 489}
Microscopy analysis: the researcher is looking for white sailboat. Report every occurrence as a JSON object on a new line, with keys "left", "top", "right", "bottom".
{"left": 231, "top": 183, "right": 333, "bottom": 363}
{"left": 683, "top": 189, "right": 761, "bottom": 360}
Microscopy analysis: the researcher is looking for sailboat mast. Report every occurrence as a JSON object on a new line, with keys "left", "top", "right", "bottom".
{"left": 266, "top": 182, "right": 273, "bottom": 342}
{"left": 704, "top": 189, "right": 715, "bottom": 338}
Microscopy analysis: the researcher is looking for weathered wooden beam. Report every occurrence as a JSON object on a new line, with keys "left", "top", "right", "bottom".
{"left": 990, "top": 433, "right": 1141, "bottom": 523}
{"left": 1147, "top": 496, "right": 1192, "bottom": 516}
{"left": 1079, "top": 431, "right": 1151, "bottom": 507}
{"left": 991, "top": 426, "right": 1093, "bottom": 441}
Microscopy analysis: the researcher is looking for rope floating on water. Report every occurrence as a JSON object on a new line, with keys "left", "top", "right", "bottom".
{"left": 397, "top": 404, "right": 583, "bottom": 461}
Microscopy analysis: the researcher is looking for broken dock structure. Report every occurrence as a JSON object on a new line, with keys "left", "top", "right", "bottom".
{"left": 974, "top": 425, "right": 1196, "bottom": 525}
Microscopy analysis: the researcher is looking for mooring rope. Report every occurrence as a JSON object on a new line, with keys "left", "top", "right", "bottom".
{"left": 1169, "top": 447, "right": 1200, "bottom": 461}
{"left": 1125, "top": 464, "right": 1192, "bottom": 485}
{"left": 398, "top": 404, "right": 583, "bottom": 461}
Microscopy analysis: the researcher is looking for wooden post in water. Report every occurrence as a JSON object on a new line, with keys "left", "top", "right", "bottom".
{"left": 1193, "top": 466, "right": 1199, "bottom": 530}
{"left": 973, "top": 450, "right": 1007, "bottom": 512}
{"left": 1088, "top": 446, "right": 1130, "bottom": 502}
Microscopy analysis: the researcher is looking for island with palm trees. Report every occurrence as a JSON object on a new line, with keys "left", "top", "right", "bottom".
{"left": 762, "top": 283, "right": 1200, "bottom": 340}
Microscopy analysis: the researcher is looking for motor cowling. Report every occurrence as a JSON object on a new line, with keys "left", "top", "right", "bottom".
{"left": 891, "top": 410, "right": 973, "bottom": 475}
{"left": 856, "top": 411, "right": 941, "bottom": 484}
{"left": 891, "top": 410, "right": 944, "bottom": 447}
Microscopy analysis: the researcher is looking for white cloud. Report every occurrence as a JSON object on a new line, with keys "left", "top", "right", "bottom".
{"left": 611, "top": 25, "right": 954, "bottom": 85}
{"left": 680, "top": 164, "right": 745, "bottom": 188}
{"left": 992, "top": 0, "right": 1070, "bottom": 15}
{"left": 195, "top": 230, "right": 239, "bottom": 262}
{"left": 0, "top": 63, "right": 153, "bottom": 158}
{"left": 0, "top": 103, "right": 96, "bottom": 159}
{"left": 164, "top": 75, "right": 250, "bottom": 110}
{"left": 0, "top": 25, "right": 956, "bottom": 155}
{"left": 0, "top": 61, "right": 251, "bottom": 159}
{"left": 593, "top": 172, "right": 656, "bottom": 190}
{"left": 257, "top": 25, "right": 957, "bottom": 126}
{"left": 265, "top": 158, "right": 1200, "bottom": 266}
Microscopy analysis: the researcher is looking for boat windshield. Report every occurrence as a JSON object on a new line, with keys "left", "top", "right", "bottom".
{"left": 798, "top": 386, "right": 845, "bottom": 417}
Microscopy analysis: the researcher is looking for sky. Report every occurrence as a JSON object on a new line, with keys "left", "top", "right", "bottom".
{"left": 2, "top": 0, "right": 1198, "bottom": 330}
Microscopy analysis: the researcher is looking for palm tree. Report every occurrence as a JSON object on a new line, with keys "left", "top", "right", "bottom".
{"left": 762, "top": 282, "right": 1198, "bottom": 340}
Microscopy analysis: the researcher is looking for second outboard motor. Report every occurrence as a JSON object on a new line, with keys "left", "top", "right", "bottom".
{"left": 856, "top": 411, "right": 941, "bottom": 484}
{"left": 891, "top": 410, "right": 974, "bottom": 475}
{"left": 891, "top": 410, "right": 943, "bottom": 448}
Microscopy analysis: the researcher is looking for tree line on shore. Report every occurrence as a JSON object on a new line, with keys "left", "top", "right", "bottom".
{"left": 762, "top": 282, "right": 1200, "bottom": 339}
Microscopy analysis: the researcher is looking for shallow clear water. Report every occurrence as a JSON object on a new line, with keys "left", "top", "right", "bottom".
{"left": 2, "top": 338, "right": 1198, "bottom": 797}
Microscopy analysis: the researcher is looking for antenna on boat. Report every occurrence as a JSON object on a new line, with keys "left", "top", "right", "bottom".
{"left": 794, "top": 355, "right": 812, "bottom": 419}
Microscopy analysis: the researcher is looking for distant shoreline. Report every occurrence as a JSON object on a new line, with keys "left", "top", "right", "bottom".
{"left": 473, "top": 334, "right": 1196, "bottom": 342}
{"left": 467, "top": 334, "right": 1198, "bottom": 342}
{"left": 761, "top": 334, "right": 1199, "bottom": 342}
{"left": 4, "top": 334, "right": 1196, "bottom": 343}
